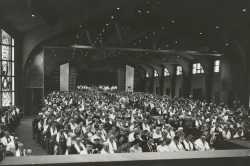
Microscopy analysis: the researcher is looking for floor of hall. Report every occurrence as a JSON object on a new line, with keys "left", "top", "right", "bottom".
{"left": 15, "top": 117, "right": 47, "bottom": 155}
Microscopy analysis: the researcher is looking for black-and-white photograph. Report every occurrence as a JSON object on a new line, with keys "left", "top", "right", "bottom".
{"left": 0, "top": 0, "right": 249, "bottom": 165}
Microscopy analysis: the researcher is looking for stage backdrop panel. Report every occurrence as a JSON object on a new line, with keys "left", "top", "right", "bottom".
{"left": 60, "top": 63, "right": 69, "bottom": 91}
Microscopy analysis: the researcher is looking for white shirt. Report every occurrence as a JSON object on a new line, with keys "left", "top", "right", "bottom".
{"left": 130, "top": 146, "right": 142, "bottom": 153}
{"left": 153, "top": 130, "right": 162, "bottom": 139}
{"left": 233, "top": 130, "right": 244, "bottom": 139}
{"left": 142, "top": 123, "right": 151, "bottom": 131}
{"left": 168, "top": 141, "right": 182, "bottom": 152}
{"left": 43, "top": 124, "right": 49, "bottom": 134}
{"left": 182, "top": 140, "right": 194, "bottom": 151}
{"left": 157, "top": 145, "right": 170, "bottom": 152}
{"left": 73, "top": 142, "right": 87, "bottom": 154}
{"left": 107, "top": 139, "right": 117, "bottom": 153}
{"left": 128, "top": 132, "right": 135, "bottom": 142}
{"left": 222, "top": 130, "right": 231, "bottom": 140}
{"left": 66, "top": 137, "right": 72, "bottom": 147}
{"left": 166, "top": 130, "right": 175, "bottom": 140}
{"left": 15, "top": 149, "right": 22, "bottom": 157}
{"left": 50, "top": 127, "right": 57, "bottom": 137}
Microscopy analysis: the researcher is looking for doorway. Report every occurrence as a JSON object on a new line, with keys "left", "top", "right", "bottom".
{"left": 24, "top": 88, "right": 44, "bottom": 116}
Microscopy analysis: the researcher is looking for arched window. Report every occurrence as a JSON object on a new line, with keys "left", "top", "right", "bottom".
{"left": 192, "top": 63, "right": 204, "bottom": 74}
{"left": 0, "top": 29, "right": 15, "bottom": 106}
{"left": 145, "top": 72, "right": 149, "bottom": 78}
{"left": 214, "top": 60, "right": 220, "bottom": 73}
{"left": 154, "top": 70, "right": 159, "bottom": 77}
{"left": 164, "top": 68, "right": 170, "bottom": 76}
{"left": 176, "top": 66, "right": 183, "bottom": 76}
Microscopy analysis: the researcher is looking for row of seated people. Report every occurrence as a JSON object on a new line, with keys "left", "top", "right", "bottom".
{"left": 0, "top": 106, "right": 29, "bottom": 158}
{"left": 33, "top": 89, "right": 250, "bottom": 155}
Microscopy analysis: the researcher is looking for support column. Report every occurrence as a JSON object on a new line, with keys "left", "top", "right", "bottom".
{"left": 117, "top": 67, "right": 125, "bottom": 91}
{"left": 160, "top": 68, "right": 165, "bottom": 95}
{"left": 152, "top": 77, "right": 158, "bottom": 95}
{"left": 69, "top": 65, "right": 77, "bottom": 91}
{"left": 125, "top": 65, "right": 135, "bottom": 92}
{"left": 203, "top": 59, "right": 214, "bottom": 101}
{"left": 171, "top": 65, "right": 177, "bottom": 98}
{"left": 182, "top": 63, "right": 192, "bottom": 98}
{"left": 160, "top": 73, "right": 165, "bottom": 95}
{"left": 60, "top": 63, "right": 69, "bottom": 91}
{"left": 117, "top": 65, "right": 135, "bottom": 92}
{"left": 144, "top": 78, "right": 151, "bottom": 93}
{"left": 60, "top": 63, "right": 78, "bottom": 91}
{"left": 220, "top": 57, "right": 233, "bottom": 104}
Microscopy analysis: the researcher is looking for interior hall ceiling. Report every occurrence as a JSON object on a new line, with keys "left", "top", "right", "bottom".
{"left": 1, "top": 0, "right": 250, "bottom": 67}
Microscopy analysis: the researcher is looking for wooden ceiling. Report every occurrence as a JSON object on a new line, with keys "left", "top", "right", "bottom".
{"left": 1, "top": 0, "right": 250, "bottom": 68}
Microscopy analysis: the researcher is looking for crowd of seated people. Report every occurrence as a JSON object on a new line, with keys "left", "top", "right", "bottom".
{"left": 33, "top": 88, "right": 250, "bottom": 155}
{"left": 0, "top": 106, "right": 28, "bottom": 158}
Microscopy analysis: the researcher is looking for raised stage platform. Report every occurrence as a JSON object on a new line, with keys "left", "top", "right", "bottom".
{"left": 0, "top": 149, "right": 249, "bottom": 166}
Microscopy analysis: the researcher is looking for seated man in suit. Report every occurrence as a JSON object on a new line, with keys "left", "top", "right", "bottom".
{"left": 194, "top": 132, "right": 211, "bottom": 151}
{"left": 182, "top": 134, "right": 194, "bottom": 151}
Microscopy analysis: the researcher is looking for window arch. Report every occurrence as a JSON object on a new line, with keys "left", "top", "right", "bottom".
{"left": 176, "top": 66, "right": 183, "bottom": 76}
{"left": 0, "top": 29, "right": 15, "bottom": 106}
{"left": 192, "top": 63, "right": 204, "bottom": 74}
{"left": 214, "top": 60, "right": 220, "bottom": 73}
{"left": 163, "top": 68, "right": 170, "bottom": 76}
{"left": 154, "top": 70, "right": 159, "bottom": 77}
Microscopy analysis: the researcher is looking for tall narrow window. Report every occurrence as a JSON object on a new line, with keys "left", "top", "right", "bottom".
{"left": 176, "top": 66, "right": 183, "bottom": 76}
{"left": 164, "top": 68, "right": 170, "bottom": 76}
{"left": 192, "top": 63, "right": 204, "bottom": 74}
{"left": 0, "top": 29, "right": 15, "bottom": 106}
{"left": 214, "top": 60, "right": 220, "bottom": 73}
{"left": 154, "top": 70, "right": 159, "bottom": 77}
{"left": 145, "top": 72, "right": 149, "bottom": 78}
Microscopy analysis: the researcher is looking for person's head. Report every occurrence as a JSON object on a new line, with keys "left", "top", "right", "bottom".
{"left": 119, "top": 135, "right": 126, "bottom": 143}
{"left": 134, "top": 142, "right": 140, "bottom": 148}
{"left": 148, "top": 137, "right": 154, "bottom": 144}
{"left": 26, "top": 149, "right": 32, "bottom": 156}
{"left": 173, "top": 135, "right": 180, "bottom": 143}
{"left": 4, "top": 131, "right": 10, "bottom": 137}
{"left": 75, "top": 137, "right": 81, "bottom": 143}
{"left": 17, "top": 142, "right": 23, "bottom": 150}
{"left": 109, "top": 134, "right": 115, "bottom": 141}
{"left": 161, "top": 139, "right": 167, "bottom": 146}
{"left": 94, "top": 137, "right": 101, "bottom": 144}
{"left": 155, "top": 126, "right": 161, "bottom": 133}
{"left": 86, "top": 144, "right": 93, "bottom": 152}
{"left": 201, "top": 132, "right": 208, "bottom": 141}
{"left": 165, "top": 138, "right": 171, "bottom": 145}
{"left": 186, "top": 134, "right": 193, "bottom": 141}
{"left": 238, "top": 127, "right": 244, "bottom": 132}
